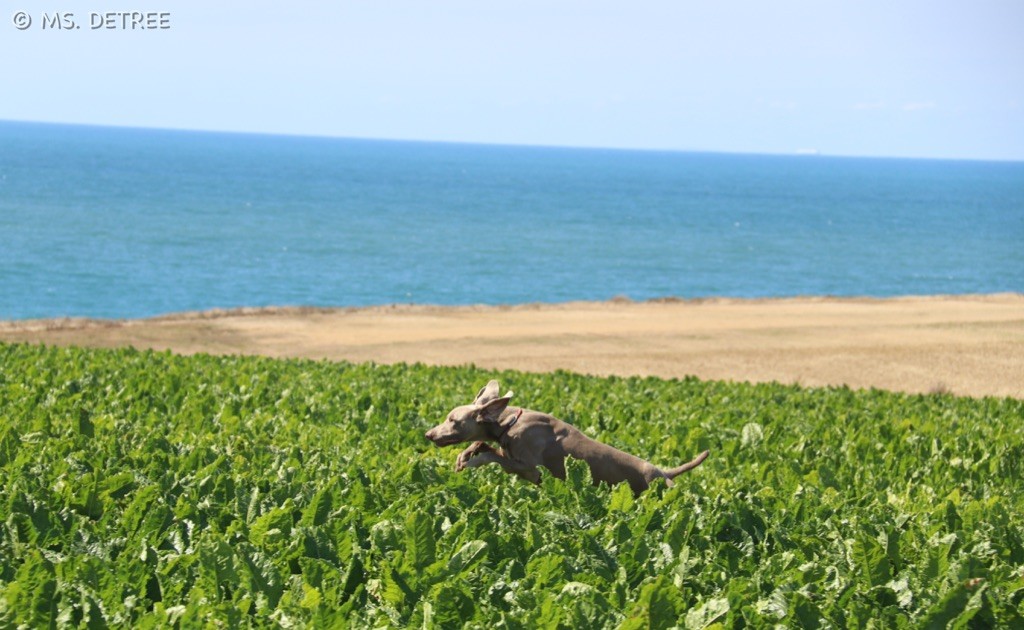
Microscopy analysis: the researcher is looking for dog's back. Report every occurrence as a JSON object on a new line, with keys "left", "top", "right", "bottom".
{"left": 516, "top": 409, "right": 683, "bottom": 495}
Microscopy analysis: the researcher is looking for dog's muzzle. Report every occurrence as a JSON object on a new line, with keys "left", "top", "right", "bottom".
{"left": 425, "top": 430, "right": 460, "bottom": 447}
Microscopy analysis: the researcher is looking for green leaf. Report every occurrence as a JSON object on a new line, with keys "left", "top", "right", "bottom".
{"left": 199, "top": 540, "right": 240, "bottom": 601}
{"left": 237, "top": 546, "right": 285, "bottom": 609}
{"left": 741, "top": 422, "right": 763, "bottom": 448}
{"left": 620, "top": 575, "right": 685, "bottom": 629}
{"left": 250, "top": 505, "right": 293, "bottom": 548}
{"left": 380, "top": 562, "right": 414, "bottom": 610}
{"left": 5, "top": 552, "right": 58, "bottom": 628}
{"left": 920, "top": 582, "right": 986, "bottom": 629}
{"left": 609, "top": 482, "right": 635, "bottom": 513}
{"left": 445, "top": 540, "right": 488, "bottom": 575}
{"left": 102, "top": 472, "right": 136, "bottom": 500}
{"left": 754, "top": 590, "right": 788, "bottom": 621}
{"left": 527, "top": 553, "right": 570, "bottom": 589}
{"left": 426, "top": 581, "right": 474, "bottom": 627}
{"left": 685, "top": 596, "right": 730, "bottom": 629}
{"left": 853, "top": 533, "right": 890, "bottom": 590}
{"left": 923, "top": 536, "right": 954, "bottom": 581}
{"left": 404, "top": 510, "right": 435, "bottom": 571}
{"left": 300, "top": 486, "right": 333, "bottom": 527}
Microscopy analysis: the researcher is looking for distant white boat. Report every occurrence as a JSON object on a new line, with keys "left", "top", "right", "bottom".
{"left": 795, "top": 148, "right": 820, "bottom": 156}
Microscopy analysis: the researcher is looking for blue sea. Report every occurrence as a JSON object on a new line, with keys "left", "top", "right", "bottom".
{"left": 1, "top": 121, "right": 1022, "bottom": 320}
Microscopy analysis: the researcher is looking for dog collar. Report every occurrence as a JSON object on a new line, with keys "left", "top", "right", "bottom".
{"left": 495, "top": 408, "right": 522, "bottom": 443}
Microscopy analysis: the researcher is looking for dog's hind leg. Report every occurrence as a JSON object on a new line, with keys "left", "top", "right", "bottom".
{"left": 542, "top": 453, "right": 566, "bottom": 480}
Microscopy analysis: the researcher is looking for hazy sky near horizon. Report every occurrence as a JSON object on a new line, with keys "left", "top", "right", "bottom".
{"left": 2, "top": 1, "right": 1022, "bottom": 160}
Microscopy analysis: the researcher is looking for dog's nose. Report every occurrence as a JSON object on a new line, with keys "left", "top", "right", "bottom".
{"left": 424, "top": 429, "right": 433, "bottom": 441}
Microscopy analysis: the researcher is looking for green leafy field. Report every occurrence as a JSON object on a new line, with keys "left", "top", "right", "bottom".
{"left": 1, "top": 342, "right": 1022, "bottom": 627}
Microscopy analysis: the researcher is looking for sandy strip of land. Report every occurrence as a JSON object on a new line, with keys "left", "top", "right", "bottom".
{"left": 1, "top": 294, "right": 1022, "bottom": 399}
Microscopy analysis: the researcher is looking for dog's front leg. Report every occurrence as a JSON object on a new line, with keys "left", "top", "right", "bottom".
{"left": 455, "top": 441, "right": 494, "bottom": 472}
{"left": 461, "top": 451, "right": 541, "bottom": 484}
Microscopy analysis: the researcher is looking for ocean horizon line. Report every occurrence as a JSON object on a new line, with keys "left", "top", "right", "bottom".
{"left": 3, "top": 117, "right": 1021, "bottom": 165}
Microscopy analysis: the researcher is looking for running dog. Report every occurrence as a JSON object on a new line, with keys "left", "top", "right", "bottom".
{"left": 425, "top": 380, "right": 709, "bottom": 496}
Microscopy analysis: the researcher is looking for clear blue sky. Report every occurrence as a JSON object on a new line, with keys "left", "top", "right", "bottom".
{"left": 3, "top": 1, "right": 1022, "bottom": 160}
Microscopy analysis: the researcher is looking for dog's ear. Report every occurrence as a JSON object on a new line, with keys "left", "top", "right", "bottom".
{"left": 476, "top": 395, "right": 512, "bottom": 423}
{"left": 473, "top": 380, "right": 501, "bottom": 405}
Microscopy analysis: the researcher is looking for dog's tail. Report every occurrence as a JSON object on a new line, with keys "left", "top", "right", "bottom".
{"left": 663, "top": 450, "right": 710, "bottom": 479}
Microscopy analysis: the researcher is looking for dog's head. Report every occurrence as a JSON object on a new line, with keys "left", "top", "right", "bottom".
{"left": 424, "top": 380, "right": 513, "bottom": 447}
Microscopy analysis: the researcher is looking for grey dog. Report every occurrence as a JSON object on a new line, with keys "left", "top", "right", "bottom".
{"left": 425, "top": 380, "right": 709, "bottom": 496}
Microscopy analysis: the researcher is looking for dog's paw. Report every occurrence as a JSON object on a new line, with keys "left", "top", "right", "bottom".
{"left": 456, "top": 444, "right": 495, "bottom": 473}
{"left": 455, "top": 452, "right": 481, "bottom": 472}
{"left": 455, "top": 442, "right": 493, "bottom": 471}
